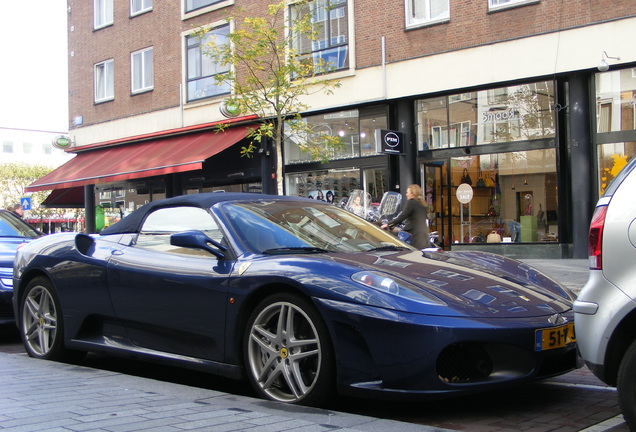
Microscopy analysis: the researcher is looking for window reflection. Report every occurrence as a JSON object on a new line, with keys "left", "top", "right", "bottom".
{"left": 596, "top": 69, "right": 636, "bottom": 133}
{"left": 417, "top": 82, "right": 555, "bottom": 150}
{"left": 284, "top": 106, "right": 388, "bottom": 164}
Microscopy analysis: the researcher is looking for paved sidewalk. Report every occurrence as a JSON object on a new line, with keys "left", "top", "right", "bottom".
{"left": 0, "top": 259, "right": 592, "bottom": 432}
{"left": 0, "top": 353, "right": 449, "bottom": 432}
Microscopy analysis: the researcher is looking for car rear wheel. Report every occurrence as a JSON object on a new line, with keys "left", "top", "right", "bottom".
{"left": 618, "top": 339, "right": 636, "bottom": 430}
{"left": 244, "top": 293, "right": 335, "bottom": 406}
{"left": 20, "top": 277, "right": 81, "bottom": 362}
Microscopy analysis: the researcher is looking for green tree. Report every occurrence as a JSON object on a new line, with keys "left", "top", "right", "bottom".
{"left": 0, "top": 163, "right": 63, "bottom": 220}
{"left": 198, "top": 0, "right": 343, "bottom": 194}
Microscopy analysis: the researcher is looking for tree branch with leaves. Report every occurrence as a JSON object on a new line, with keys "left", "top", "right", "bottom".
{"left": 197, "top": 0, "right": 343, "bottom": 194}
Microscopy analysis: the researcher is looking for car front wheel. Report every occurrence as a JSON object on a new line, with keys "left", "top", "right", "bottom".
{"left": 20, "top": 277, "right": 80, "bottom": 362}
{"left": 244, "top": 293, "right": 335, "bottom": 406}
{"left": 618, "top": 339, "right": 636, "bottom": 430}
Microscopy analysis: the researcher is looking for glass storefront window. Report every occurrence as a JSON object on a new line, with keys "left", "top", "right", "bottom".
{"left": 598, "top": 142, "right": 636, "bottom": 195}
{"left": 286, "top": 168, "right": 360, "bottom": 205}
{"left": 417, "top": 81, "right": 556, "bottom": 150}
{"left": 284, "top": 106, "right": 388, "bottom": 164}
{"left": 596, "top": 69, "right": 636, "bottom": 133}
{"left": 424, "top": 149, "right": 558, "bottom": 246}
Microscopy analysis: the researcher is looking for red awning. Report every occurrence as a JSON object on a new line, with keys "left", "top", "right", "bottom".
{"left": 26, "top": 126, "right": 251, "bottom": 192}
{"left": 40, "top": 187, "right": 85, "bottom": 208}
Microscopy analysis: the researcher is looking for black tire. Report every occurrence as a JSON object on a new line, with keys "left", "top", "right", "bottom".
{"left": 618, "top": 339, "right": 636, "bottom": 430}
{"left": 19, "top": 277, "right": 83, "bottom": 362}
{"left": 244, "top": 293, "right": 336, "bottom": 406}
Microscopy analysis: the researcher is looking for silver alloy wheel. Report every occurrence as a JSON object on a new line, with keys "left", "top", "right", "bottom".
{"left": 22, "top": 284, "right": 58, "bottom": 357}
{"left": 246, "top": 301, "right": 322, "bottom": 403}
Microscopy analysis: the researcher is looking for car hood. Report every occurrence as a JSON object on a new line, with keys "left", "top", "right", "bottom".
{"left": 0, "top": 238, "right": 30, "bottom": 268}
{"left": 322, "top": 249, "right": 574, "bottom": 318}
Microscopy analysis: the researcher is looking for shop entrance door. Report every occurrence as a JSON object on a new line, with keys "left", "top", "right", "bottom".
{"left": 422, "top": 161, "right": 449, "bottom": 249}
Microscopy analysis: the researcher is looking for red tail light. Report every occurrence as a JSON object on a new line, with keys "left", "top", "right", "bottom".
{"left": 588, "top": 205, "right": 608, "bottom": 270}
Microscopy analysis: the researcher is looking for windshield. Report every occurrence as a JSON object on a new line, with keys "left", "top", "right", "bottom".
{"left": 0, "top": 211, "right": 40, "bottom": 239}
{"left": 221, "top": 200, "right": 413, "bottom": 254}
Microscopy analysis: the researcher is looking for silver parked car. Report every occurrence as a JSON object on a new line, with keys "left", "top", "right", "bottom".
{"left": 575, "top": 156, "right": 636, "bottom": 429}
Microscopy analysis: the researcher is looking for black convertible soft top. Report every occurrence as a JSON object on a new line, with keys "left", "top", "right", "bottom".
{"left": 100, "top": 192, "right": 312, "bottom": 235}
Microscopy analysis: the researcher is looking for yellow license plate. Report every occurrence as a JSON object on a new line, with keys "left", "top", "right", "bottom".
{"left": 535, "top": 322, "right": 576, "bottom": 351}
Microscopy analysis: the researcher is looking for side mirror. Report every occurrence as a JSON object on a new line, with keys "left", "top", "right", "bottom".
{"left": 75, "top": 233, "right": 96, "bottom": 256}
{"left": 170, "top": 230, "right": 227, "bottom": 259}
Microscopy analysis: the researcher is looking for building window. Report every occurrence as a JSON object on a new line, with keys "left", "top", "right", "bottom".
{"left": 42, "top": 144, "right": 52, "bottom": 155}
{"left": 488, "top": 0, "right": 537, "bottom": 11}
{"left": 290, "top": 0, "right": 349, "bottom": 73}
{"left": 23, "top": 142, "right": 33, "bottom": 154}
{"left": 186, "top": 0, "right": 222, "bottom": 13}
{"left": 2, "top": 141, "right": 13, "bottom": 153}
{"left": 131, "top": 0, "right": 152, "bottom": 16}
{"left": 406, "top": 0, "right": 449, "bottom": 28}
{"left": 94, "top": 0, "right": 114, "bottom": 29}
{"left": 185, "top": 25, "right": 231, "bottom": 102}
{"left": 95, "top": 59, "right": 115, "bottom": 103}
{"left": 416, "top": 81, "right": 555, "bottom": 150}
{"left": 131, "top": 47, "right": 154, "bottom": 94}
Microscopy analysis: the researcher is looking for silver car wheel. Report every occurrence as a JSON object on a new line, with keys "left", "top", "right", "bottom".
{"left": 246, "top": 300, "right": 322, "bottom": 403}
{"left": 22, "top": 284, "right": 58, "bottom": 357}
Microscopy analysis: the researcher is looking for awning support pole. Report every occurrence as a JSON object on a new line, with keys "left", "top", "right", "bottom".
{"left": 84, "top": 184, "right": 96, "bottom": 233}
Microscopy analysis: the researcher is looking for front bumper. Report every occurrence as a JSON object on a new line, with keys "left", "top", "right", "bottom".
{"left": 315, "top": 298, "right": 579, "bottom": 400}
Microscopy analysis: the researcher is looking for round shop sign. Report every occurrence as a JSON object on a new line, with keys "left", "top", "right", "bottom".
{"left": 52, "top": 135, "right": 71, "bottom": 149}
{"left": 219, "top": 99, "right": 242, "bottom": 118}
{"left": 456, "top": 183, "right": 473, "bottom": 204}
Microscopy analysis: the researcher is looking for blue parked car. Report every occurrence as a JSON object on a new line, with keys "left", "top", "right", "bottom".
{"left": 0, "top": 209, "right": 42, "bottom": 328}
{"left": 13, "top": 193, "right": 578, "bottom": 406}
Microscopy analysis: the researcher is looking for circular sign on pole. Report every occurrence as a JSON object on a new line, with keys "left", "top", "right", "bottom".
{"left": 456, "top": 183, "right": 474, "bottom": 204}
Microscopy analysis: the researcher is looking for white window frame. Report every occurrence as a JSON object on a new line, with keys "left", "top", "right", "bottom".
{"left": 406, "top": 0, "right": 449, "bottom": 29}
{"left": 131, "top": 47, "right": 154, "bottom": 94}
{"left": 131, "top": 0, "right": 152, "bottom": 16}
{"left": 94, "top": 0, "right": 114, "bottom": 29}
{"left": 488, "top": 0, "right": 537, "bottom": 11}
{"left": 94, "top": 59, "right": 115, "bottom": 103}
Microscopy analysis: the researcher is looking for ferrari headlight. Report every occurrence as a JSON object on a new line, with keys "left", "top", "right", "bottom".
{"left": 351, "top": 271, "right": 446, "bottom": 306}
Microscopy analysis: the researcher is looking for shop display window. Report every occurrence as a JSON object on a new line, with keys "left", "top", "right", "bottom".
{"left": 424, "top": 148, "right": 558, "bottom": 246}
{"left": 285, "top": 169, "right": 360, "bottom": 205}
{"left": 598, "top": 142, "right": 636, "bottom": 195}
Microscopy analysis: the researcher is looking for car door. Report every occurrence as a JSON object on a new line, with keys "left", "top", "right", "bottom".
{"left": 107, "top": 206, "right": 232, "bottom": 362}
